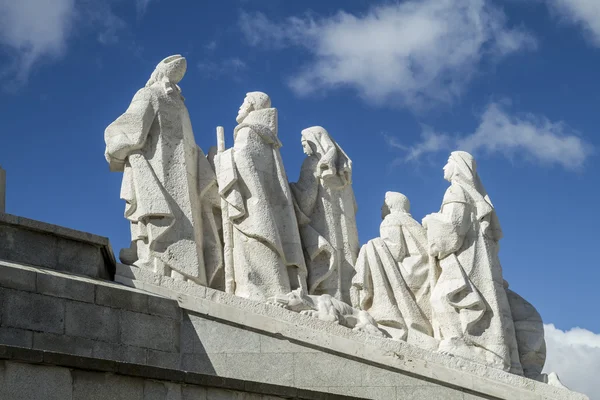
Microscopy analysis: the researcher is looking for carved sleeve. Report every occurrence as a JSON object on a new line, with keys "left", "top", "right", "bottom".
{"left": 104, "top": 89, "right": 157, "bottom": 171}
{"left": 380, "top": 215, "right": 407, "bottom": 262}
{"left": 424, "top": 186, "right": 471, "bottom": 259}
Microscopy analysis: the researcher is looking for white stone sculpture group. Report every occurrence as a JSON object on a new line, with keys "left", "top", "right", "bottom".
{"left": 105, "top": 55, "right": 547, "bottom": 382}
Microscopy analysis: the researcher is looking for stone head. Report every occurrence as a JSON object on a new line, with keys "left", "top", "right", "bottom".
{"left": 300, "top": 126, "right": 329, "bottom": 157}
{"left": 444, "top": 151, "right": 476, "bottom": 182}
{"left": 236, "top": 91, "right": 271, "bottom": 124}
{"left": 145, "top": 55, "right": 187, "bottom": 90}
{"left": 301, "top": 137, "right": 313, "bottom": 156}
{"left": 382, "top": 191, "right": 410, "bottom": 219}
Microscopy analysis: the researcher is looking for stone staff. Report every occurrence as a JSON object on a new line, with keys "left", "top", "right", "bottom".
{"left": 216, "top": 126, "right": 235, "bottom": 293}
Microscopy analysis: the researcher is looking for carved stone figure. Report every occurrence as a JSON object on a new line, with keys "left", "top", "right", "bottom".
{"left": 351, "top": 192, "right": 434, "bottom": 345}
{"left": 267, "top": 289, "right": 383, "bottom": 337}
{"left": 214, "top": 92, "right": 307, "bottom": 301}
{"left": 422, "top": 151, "right": 522, "bottom": 373}
{"left": 505, "top": 281, "right": 546, "bottom": 379}
{"left": 290, "top": 126, "right": 359, "bottom": 304}
{"left": 104, "top": 55, "right": 223, "bottom": 288}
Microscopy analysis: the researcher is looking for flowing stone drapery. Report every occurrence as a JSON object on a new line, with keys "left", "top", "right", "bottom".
{"left": 505, "top": 281, "right": 546, "bottom": 380}
{"left": 422, "top": 151, "right": 522, "bottom": 374}
{"left": 352, "top": 192, "right": 434, "bottom": 345}
{"left": 104, "top": 55, "right": 223, "bottom": 288}
{"left": 215, "top": 92, "right": 307, "bottom": 301}
{"left": 290, "top": 126, "right": 359, "bottom": 304}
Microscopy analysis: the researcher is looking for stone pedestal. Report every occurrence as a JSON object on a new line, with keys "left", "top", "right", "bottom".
{"left": 0, "top": 213, "right": 115, "bottom": 280}
{"left": 0, "top": 222, "right": 589, "bottom": 400}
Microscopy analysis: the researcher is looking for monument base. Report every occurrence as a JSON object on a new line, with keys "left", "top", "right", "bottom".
{"left": 0, "top": 222, "right": 589, "bottom": 400}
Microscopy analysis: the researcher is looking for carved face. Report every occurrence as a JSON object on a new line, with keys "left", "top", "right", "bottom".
{"left": 161, "top": 55, "right": 186, "bottom": 84}
{"left": 443, "top": 158, "right": 455, "bottom": 182}
{"left": 381, "top": 201, "right": 391, "bottom": 219}
{"left": 236, "top": 96, "right": 253, "bottom": 124}
{"left": 301, "top": 138, "right": 313, "bottom": 156}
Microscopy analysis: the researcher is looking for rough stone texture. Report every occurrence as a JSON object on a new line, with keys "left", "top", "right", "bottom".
{"left": 66, "top": 301, "right": 119, "bottom": 342}
{"left": 0, "top": 259, "right": 588, "bottom": 400}
{"left": 33, "top": 332, "right": 95, "bottom": 357}
{"left": 352, "top": 192, "right": 434, "bottom": 345}
{"left": 120, "top": 310, "right": 179, "bottom": 353}
{"left": 73, "top": 370, "right": 144, "bottom": 400}
{"left": 0, "top": 327, "right": 33, "bottom": 348}
{"left": 0, "top": 213, "right": 115, "bottom": 279}
{"left": 422, "top": 151, "right": 522, "bottom": 373}
{"left": 290, "top": 126, "right": 359, "bottom": 305}
{"left": 214, "top": 92, "right": 306, "bottom": 301}
{"left": 37, "top": 272, "right": 95, "bottom": 303}
{"left": 0, "top": 361, "right": 73, "bottom": 400}
{"left": 2, "top": 289, "right": 65, "bottom": 334}
{"left": 0, "top": 357, "right": 360, "bottom": 400}
{"left": 105, "top": 54, "right": 222, "bottom": 288}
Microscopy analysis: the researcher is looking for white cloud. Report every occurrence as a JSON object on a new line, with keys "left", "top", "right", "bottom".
{"left": 197, "top": 58, "right": 247, "bottom": 79}
{"left": 239, "top": 0, "right": 536, "bottom": 109}
{"left": 0, "top": 0, "right": 153, "bottom": 84}
{"left": 546, "top": 0, "right": 600, "bottom": 46}
{"left": 544, "top": 323, "right": 600, "bottom": 399}
{"left": 392, "top": 102, "right": 592, "bottom": 170}
{"left": 0, "top": 0, "right": 76, "bottom": 81}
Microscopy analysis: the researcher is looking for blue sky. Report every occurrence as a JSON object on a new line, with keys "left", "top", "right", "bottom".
{"left": 1, "top": 0, "right": 599, "bottom": 395}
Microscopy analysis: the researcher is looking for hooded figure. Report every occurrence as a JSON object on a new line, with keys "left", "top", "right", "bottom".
{"left": 215, "top": 92, "right": 307, "bottom": 301}
{"left": 105, "top": 55, "right": 223, "bottom": 288}
{"left": 290, "top": 126, "right": 359, "bottom": 304}
{"left": 422, "top": 151, "right": 522, "bottom": 374}
{"left": 352, "top": 192, "right": 434, "bottom": 344}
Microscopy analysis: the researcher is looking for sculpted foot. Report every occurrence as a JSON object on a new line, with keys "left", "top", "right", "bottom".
{"left": 300, "top": 310, "right": 319, "bottom": 318}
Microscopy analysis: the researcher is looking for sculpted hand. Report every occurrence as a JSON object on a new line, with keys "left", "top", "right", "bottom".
{"left": 428, "top": 241, "right": 440, "bottom": 258}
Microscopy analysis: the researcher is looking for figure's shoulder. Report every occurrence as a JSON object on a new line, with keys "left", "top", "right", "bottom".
{"left": 443, "top": 183, "right": 468, "bottom": 204}
{"left": 131, "top": 86, "right": 159, "bottom": 103}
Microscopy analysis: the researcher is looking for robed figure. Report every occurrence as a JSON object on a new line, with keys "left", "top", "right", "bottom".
{"left": 104, "top": 55, "right": 223, "bottom": 288}
{"left": 422, "top": 151, "right": 522, "bottom": 373}
{"left": 290, "top": 126, "right": 359, "bottom": 304}
{"left": 352, "top": 192, "right": 434, "bottom": 344}
{"left": 215, "top": 92, "right": 307, "bottom": 301}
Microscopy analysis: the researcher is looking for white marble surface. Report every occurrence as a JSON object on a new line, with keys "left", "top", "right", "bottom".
{"left": 105, "top": 55, "right": 222, "bottom": 288}
{"left": 291, "top": 126, "right": 359, "bottom": 305}
{"left": 214, "top": 92, "right": 307, "bottom": 301}
{"left": 104, "top": 56, "right": 576, "bottom": 389}
{"left": 423, "top": 151, "right": 522, "bottom": 373}
{"left": 352, "top": 192, "right": 434, "bottom": 347}
{"left": 112, "top": 261, "right": 588, "bottom": 400}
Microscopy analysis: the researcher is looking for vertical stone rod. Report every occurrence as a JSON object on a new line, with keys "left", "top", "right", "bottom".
{"left": 216, "top": 126, "right": 235, "bottom": 293}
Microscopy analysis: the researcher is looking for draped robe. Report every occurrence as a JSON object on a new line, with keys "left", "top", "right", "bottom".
{"left": 290, "top": 128, "right": 359, "bottom": 304}
{"left": 425, "top": 183, "right": 522, "bottom": 373}
{"left": 352, "top": 211, "right": 433, "bottom": 343}
{"left": 104, "top": 83, "right": 223, "bottom": 287}
{"left": 216, "top": 108, "right": 307, "bottom": 301}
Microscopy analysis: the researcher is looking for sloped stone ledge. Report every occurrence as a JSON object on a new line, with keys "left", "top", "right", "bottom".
{"left": 0, "top": 345, "right": 362, "bottom": 400}
{"left": 116, "top": 263, "right": 588, "bottom": 400}
{"left": 0, "top": 259, "right": 588, "bottom": 400}
{"left": 0, "top": 213, "right": 116, "bottom": 279}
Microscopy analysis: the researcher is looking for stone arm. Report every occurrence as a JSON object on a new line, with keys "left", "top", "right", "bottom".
{"left": 423, "top": 201, "right": 471, "bottom": 259}
{"left": 318, "top": 145, "right": 338, "bottom": 177}
{"left": 290, "top": 158, "right": 319, "bottom": 219}
{"left": 380, "top": 214, "right": 406, "bottom": 262}
{"left": 104, "top": 89, "right": 157, "bottom": 172}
